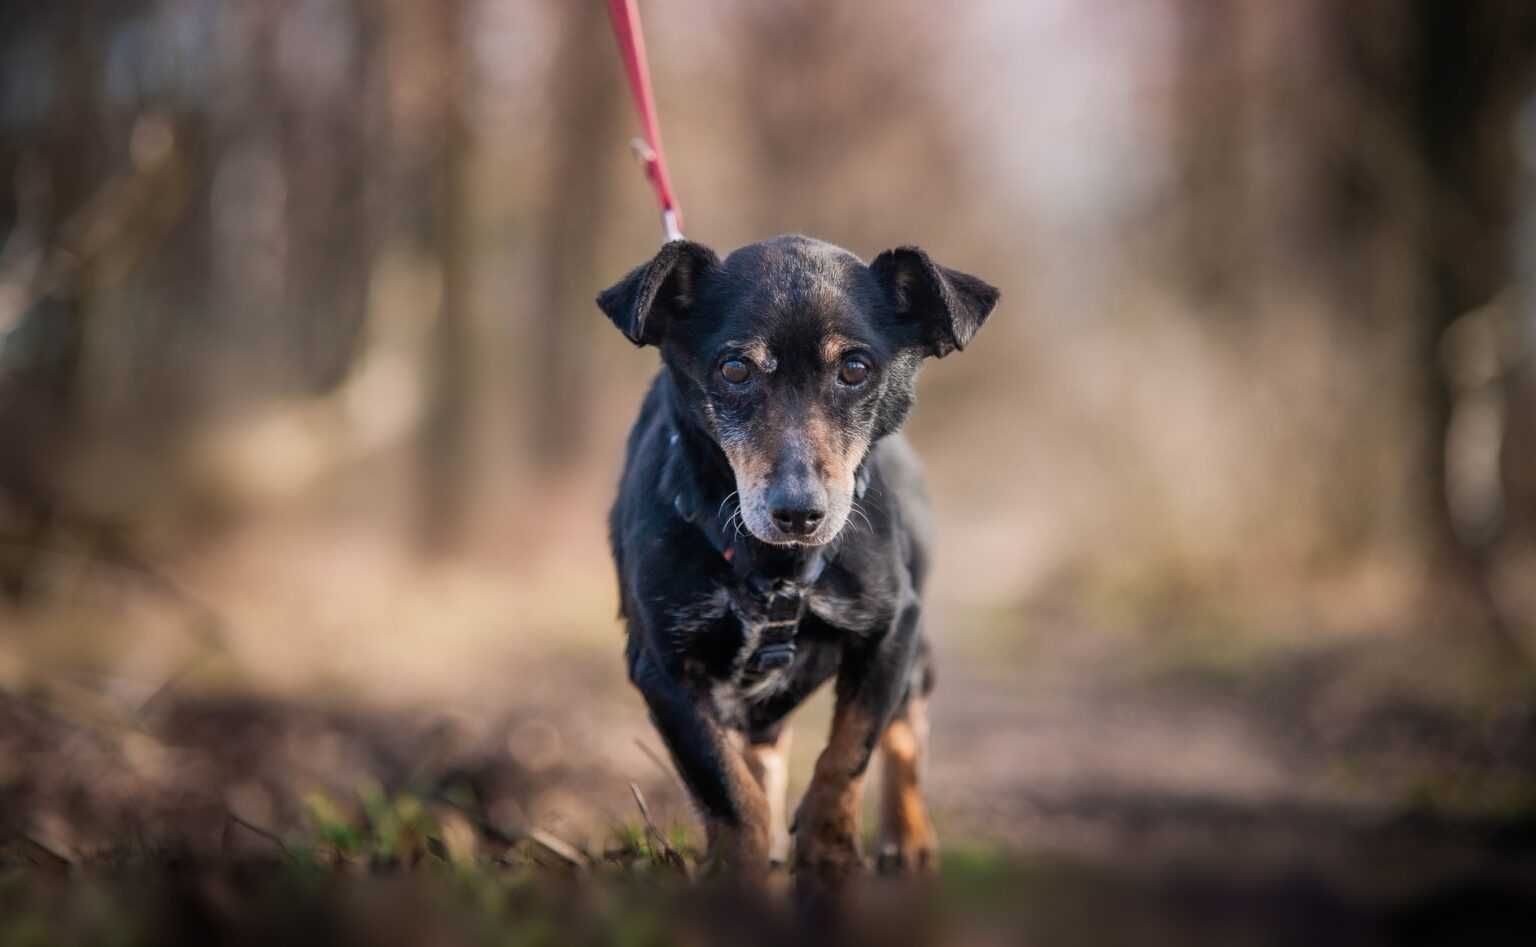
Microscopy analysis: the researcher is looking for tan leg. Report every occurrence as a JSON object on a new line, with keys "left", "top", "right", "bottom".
{"left": 698, "top": 731, "right": 772, "bottom": 878}
{"left": 877, "top": 697, "right": 937, "bottom": 874}
{"left": 793, "top": 702, "right": 871, "bottom": 885}
{"left": 744, "top": 727, "right": 793, "bottom": 864}
{"left": 703, "top": 814, "right": 770, "bottom": 877}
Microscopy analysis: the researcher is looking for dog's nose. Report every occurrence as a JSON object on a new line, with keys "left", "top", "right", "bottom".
{"left": 771, "top": 506, "right": 824, "bottom": 537}
{"left": 766, "top": 461, "right": 828, "bottom": 539}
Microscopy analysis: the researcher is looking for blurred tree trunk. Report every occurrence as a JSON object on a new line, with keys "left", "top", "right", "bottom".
{"left": 416, "top": 0, "right": 476, "bottom": 555}
{"left": 527, "top": 7, "right": 620, "bottom": 472}
{"left": 0, "top": 5, "right": 110, "bottom": 596}
{"left": 1401, "top": 2, "right": 1536, "bottom": 643}
{"left": 1170, "top": 0, "right": 1250, "bottom": 307}
{"left": 1506, "top": 135, "right": 1536, "bottom": 555}
{"left": 730, "top": 0, "right": 966, "bottom": 242}
{"left": 282, "top": 2, "right": 380, "bottom": 395}
{"left": 734, "top": 0, "right": 836, "bottom": 236}
{"left": 1186, "top": 1, "right": 1536, "bottom": 643}
{"left": 1318, "top": 0, "right": 1536, "bottom": 645}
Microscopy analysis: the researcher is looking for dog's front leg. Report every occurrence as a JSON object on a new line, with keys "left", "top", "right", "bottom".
{"left": 793, "top": 603, "right": 922, "bottom": 887}
{"left": 630, "top": 652, "right": 771, "bottom": 877}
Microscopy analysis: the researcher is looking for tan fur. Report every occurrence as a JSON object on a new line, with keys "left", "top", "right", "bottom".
{"left": 724, "top": 405, "right": 866, "bottom": 545}
{"left": 699, "top": 728, "right": 772, "bottom": 878}
{"left": 879, "top": 698, "right": 938, "bottom": 873}
{"left": 719, "top": 443, "right": 772, "bottom": 504}
{"left": 744, "top": 728, "right": 793, "bottom": 863}
{"left": 704, "top": 816, "right": 771, "bottom": 879}
{"left": 793, "top": 702, "right": 873, "bottom": 883}
{"left": 820, "top": 333, "right": 855, "bottom": 365}
{"left": 737, "top": 339, "right": 773, "bottom": 368}
{"left": 803, "top": 410, "right": 867, "bottom": 496}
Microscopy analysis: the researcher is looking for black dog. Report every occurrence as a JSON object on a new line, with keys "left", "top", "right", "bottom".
{"left": 599, "top": 235, "right": 998, "bottom": 883}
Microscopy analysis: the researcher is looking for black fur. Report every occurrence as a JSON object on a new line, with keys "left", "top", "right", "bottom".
{"left": 599, "top": 234, "right": 998, "bottom": 856}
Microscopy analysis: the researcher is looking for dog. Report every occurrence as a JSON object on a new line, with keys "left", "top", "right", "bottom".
{"left": 599, "top": 235, "right": 998, "bottom": 884}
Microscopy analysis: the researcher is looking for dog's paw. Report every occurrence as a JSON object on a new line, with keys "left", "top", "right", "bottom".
{"left": 793, "top": 838, "right": 864, "bottom": 890}
{"left": 791, "top": 797, "right": 865, "bottom": 887}
{"left": 875, "top": 836, "right": 938, "bottom": 876}
{"left": 700, "top": 853, "right": 767, "bottom": 882}
{"left": 701, "top": 818, "right": 772, "bottom": 882}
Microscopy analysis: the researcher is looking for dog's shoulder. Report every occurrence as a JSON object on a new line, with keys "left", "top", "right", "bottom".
{"left": 610, "top": 373, "right": 728, "bottom": 610}
{"left": 610, "top": 374, "right": 671, "bottom": 596}
{"left": 867, "top": 435, "right": 932, "bottom": 542}
{"left": 620, "top": 372, "right": 671, "bottom": 468}
{"left": 613, "top": 374, "right": 673, "bottom": 514}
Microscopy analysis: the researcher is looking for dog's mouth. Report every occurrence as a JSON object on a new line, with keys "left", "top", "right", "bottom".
{"left": 717, "top": 437, "right": 865, "bottom": 548}
{"left": 734, "top": 491, "right": 853, "bottom": 548}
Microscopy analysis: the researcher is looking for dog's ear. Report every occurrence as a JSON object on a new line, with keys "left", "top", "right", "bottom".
{"left": 596, "top": 240, "right": 721, "bottom": 347}
{"left": 870, "top": 247, "right": 1000, "bottom": 357}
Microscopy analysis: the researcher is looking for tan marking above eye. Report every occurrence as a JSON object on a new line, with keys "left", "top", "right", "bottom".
{"left": 738, "top": 340, "right": 772, "bottom": 367}
{"left": 820, "top": 334, "right": 855, "bottom": 365}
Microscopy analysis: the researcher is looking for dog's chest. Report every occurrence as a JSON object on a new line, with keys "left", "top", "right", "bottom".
{"left": 718, "top": 579, "right": 804, "bottom": 700}
{"left": 668, "top": 580, "right": 801, "bottom": 712}
{"left": 677, "top": 573, "right": 886, "bottom": 719}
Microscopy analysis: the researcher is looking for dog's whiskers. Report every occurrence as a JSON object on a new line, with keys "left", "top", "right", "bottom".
{"left": 849, "top": 500, "right": 874, "bottom": 535}
{"left": 716, "top": 491, "right": 738, "bottom": 524}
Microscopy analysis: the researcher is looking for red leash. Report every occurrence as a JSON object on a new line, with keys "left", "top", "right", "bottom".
{"left": 607, "top": 0, "right": 684, "bottom": 242}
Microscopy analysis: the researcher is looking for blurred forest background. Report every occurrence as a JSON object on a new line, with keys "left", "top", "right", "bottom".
{"left": 5, "top": 1, "right": 1536, "bottom": 943}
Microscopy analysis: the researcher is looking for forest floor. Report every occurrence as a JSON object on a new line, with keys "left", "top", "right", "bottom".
{"left": 3, "top": 493, "right": 1536, "bottom": 945}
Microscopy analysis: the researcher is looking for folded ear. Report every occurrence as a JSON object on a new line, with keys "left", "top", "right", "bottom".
{"left": 596, "top": 240, "right": 720, "bottom": 347}
{"left": 869, "top": 247, "right": 1000, "bottom": 357}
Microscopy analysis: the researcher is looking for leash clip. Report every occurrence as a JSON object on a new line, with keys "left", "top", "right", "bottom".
{"left": 628, "top": 137, "right": 683, "bottom": 243}
{"left": 632, "top": 139, "right": 688, "bottom": 244}
{"left": 660, "top": 208, "right": 683, "bottom": 242}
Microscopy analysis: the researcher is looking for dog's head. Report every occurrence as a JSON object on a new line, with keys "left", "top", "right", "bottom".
{"left": 598, "top": 235, "right": 998, "bottom": 547}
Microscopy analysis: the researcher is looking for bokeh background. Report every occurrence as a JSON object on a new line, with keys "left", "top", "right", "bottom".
{"left": 4, "top": 1, "right": 1536, "bottom": 943}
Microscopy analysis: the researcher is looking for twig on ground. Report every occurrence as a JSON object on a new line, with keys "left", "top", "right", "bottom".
{"left": 630, "top": 782, "right": 689, "bottom": 877}
{"left": 17, "top": 833, "right": 72, "bottom": 871}
{"left": 225, "top": 813, "right": 292, "bottom": 857}
{"left": 527, "top": 828, "right": 588, "bottom": 869}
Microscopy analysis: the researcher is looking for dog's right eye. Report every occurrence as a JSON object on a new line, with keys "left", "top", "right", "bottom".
{"left": 720, "top": 358, "right": 752, "bottom": 385}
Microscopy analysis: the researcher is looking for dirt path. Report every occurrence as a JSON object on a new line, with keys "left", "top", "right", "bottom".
{"left": 5, "top": 508, "right": 1534, "bottom": 906}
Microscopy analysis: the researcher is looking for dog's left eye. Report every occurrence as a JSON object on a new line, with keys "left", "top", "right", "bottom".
{"left": 838, "top": 356, "right": 871, "bottom": 387}
{"left": 720, "top": 358, "right": 752, "bottom": 385}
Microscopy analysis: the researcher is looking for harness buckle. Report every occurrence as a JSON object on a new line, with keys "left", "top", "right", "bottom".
{"left": 744, "top": 579, "right": 805, "bottom": 672}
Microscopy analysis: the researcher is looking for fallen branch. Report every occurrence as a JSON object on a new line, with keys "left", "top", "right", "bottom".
{"left": 225, "top": 813, "right": 292, "bottom": 857}
{"left": 17, "top": 833, "right": 72, "bottom": 872}
{"left": 527, "top": 828, "right": 588, "bottom": 869}
{"left": 630, "top": 782, "right": 688, "bottom": 877}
